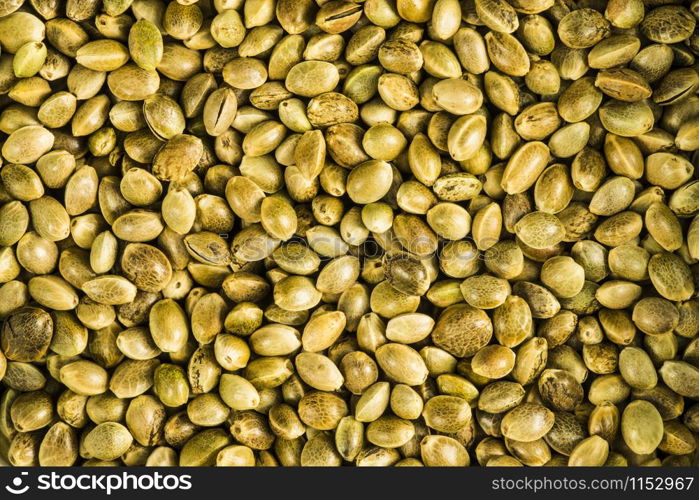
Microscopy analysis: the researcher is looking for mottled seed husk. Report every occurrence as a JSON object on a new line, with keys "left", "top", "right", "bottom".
{"left": 501, "top": 404, "right": 555, "bottom": 442}
{"left": 621, "top": 400, "right": 663, "bottom": 454}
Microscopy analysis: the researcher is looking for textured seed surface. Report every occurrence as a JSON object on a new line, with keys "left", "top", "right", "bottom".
{"left": 0, "top": 0, "right": 697, "bottom": 470}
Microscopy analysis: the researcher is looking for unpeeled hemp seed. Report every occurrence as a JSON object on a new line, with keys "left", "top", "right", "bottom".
{"left": 0, "top": 0, "right": 698, "bottom": 468}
